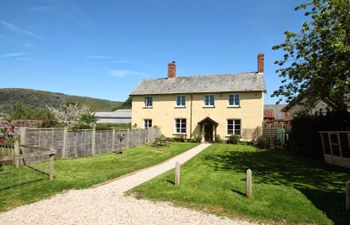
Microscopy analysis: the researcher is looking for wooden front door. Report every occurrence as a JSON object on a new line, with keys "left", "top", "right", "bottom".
{"left": 204, "top": 125, "right": 213, "bottom": 142}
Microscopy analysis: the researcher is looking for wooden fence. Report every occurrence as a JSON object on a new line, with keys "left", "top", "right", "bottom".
{"left": 19, "top": 127, "right": 161, "bottom": 163}
{"left": 262, "top": 124, "right": 290, "bottom": 149}
{"left": 0, "top": 144, "right": 15, "bottom": 163}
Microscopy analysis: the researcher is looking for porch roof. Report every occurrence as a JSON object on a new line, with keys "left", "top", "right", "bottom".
{"left": 198, "top": 117, "right": 218, "bottom": 126}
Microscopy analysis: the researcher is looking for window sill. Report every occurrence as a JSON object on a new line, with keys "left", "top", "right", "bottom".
{"left": 143, "top": 107, "right": 153, "bottom": 109}
{"left": 175, "top": 106, "right": 186, "bottom": 109}
{"left": 227, "top": 106, "right": 240, "bottom": 108}
{"left": 203, "top": 106, "right": 215, "bottom": 108}
{"left": 173, "top": 133, "right": 186, "bottom": 135}
{"left": 225, "top": 135, "right": 242, "bottom": 137}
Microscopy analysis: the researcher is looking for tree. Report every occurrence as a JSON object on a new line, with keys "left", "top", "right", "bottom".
{"left": 112, "top": 96, "right": 132, "bottom": 110}
{"left": 9, "top": 103, "right": 55, "bottom": 121}
{"left": 272, "top": 0, "right": 350, "bottom": 111}
{"left": 48, "top": 103, "right": 93, "bottom": 128}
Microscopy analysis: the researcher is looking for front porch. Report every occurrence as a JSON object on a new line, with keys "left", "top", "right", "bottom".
{"left": 197, "top": 117, "right": 218, "bottom": 143}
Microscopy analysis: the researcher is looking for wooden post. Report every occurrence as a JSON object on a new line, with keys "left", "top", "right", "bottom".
{"left": 14, "top": 141, "right": 20, "bottom": 168}
{"left": 19, "top": 127, "right": 26, "bottom": 145}
{"left": 62, "top": 127, "right": 68, "bottom": 158}
{"left": 49, "top": 146, "right": 55, "bottom": 181}
{"left": 175, "top": 161, "right": 181, "bottom": 187}
{"left": 346, "top": 180, "right": 350, "bottom": 211}
{"left": 112, "top": 129, "right": 116, "bottom": 151}
{"left": 246, "top": 169, "right": 253, "bottom": 198}
{"left": 91, "top": 124, "right": 96, "bottom": 155}
{"left": 126, "top": 129, "right": 130, "bottom": 148}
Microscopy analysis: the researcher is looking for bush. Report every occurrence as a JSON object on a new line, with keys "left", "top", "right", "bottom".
{"left": 95, "top": 124, "right": 113, "bottom": 130}
{"left": 71, "top": 123, "right": 91, "bottom": 130}
{"left": 79, "top": 113, "right": 96, "bottom": 124}
{"left": 256, "top": 136, "right": 267, "bottom": 149}
{"left": 227, "top": 135, "right": 240, "bottom": 144}
{"left": 95, "top": 123, "right": 131, "bottom": 130}
{"left": 173, "top": 134, "right": 186, "bottom": 142}
{"left": 214, "top": 135, "right": 223, "bottom": 143}
{"left": 192, "top": 134, "right": 202, "bottom": 143}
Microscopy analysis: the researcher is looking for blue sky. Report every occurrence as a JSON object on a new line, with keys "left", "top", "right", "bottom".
{"left": 0, "top": 0, "right": 305, "bottom": 103}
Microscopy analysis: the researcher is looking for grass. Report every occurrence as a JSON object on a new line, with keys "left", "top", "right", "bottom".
{"left": 0, "top": 142, "right": 197, "bottom": 212}
{"left": 130, "top": 144, "right": 350, "bottom": 225}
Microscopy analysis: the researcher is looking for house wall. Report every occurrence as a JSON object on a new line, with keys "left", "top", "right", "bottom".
{"left": 131, "top": 91, "right": 264, "bottom": 140}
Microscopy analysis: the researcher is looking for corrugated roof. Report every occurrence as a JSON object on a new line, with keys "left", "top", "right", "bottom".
{"left": 95, "top": 109, "right": 131, "bottom": 118}
{"left": 131, "top": 72, "right": 266, "bottom": 95}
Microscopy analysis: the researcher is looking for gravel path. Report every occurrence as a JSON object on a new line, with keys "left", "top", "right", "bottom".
{"left": 0, "top": 143, "right": 261, "bottom": 225}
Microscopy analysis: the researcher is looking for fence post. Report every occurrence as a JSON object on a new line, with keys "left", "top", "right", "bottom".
{"left": 346, "top": 180, "right": 350, "bottom": 211}
{"left": 14, "top": 141, "right": 20, "bottom": 168}
{"left": 126, "top": 129, "right": 130, "bottom": 148}
{"left": 112, "top": 129, "right": 116, "bottom": 151}
{"left": 175, "top": 161, "right": 181, "bottom": 186}
{"left": 62, "top": 127, "right": 68, "bottom": 158}
{"left": 91, "top": 124, "right": 96, "bottom": 155}
{"left": 246, "top": 169, "right": 253, "bottom": 198}
{"left": 49, "top": 146, "right": 55, "bottom": 181}
{"left": 19, "top": 127, "right": 26, "bottom": 145}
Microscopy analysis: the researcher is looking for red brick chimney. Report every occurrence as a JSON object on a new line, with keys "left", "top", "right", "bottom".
{"left": 257, "top": 53, "right": 264, "bottom": 73}
{"left": 168, "top": 61, "right": 176, "bottom": 78}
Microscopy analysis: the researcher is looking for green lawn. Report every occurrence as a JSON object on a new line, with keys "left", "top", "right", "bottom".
{"left": 130, "top": 144, "right": 350, "bottom": 225}
{"left": 0, "top": 142, "right": 197, "bottom": 212}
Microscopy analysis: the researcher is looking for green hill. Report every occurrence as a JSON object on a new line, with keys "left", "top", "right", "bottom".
{"left": 0, "top": 88, "right": 121, "bottom": 113}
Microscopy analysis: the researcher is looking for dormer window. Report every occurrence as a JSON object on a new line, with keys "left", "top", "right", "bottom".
{"left": 144, "top": 96, "right": 153, "bottom": 108}
{"left": 204, "top": 95, "right": 215, "bottom": 107}
{"left": 228, "top": 94, "right": 240, "bottom": 107}
{"left": 176, "top": 96, "right": 186, "bottom": 107}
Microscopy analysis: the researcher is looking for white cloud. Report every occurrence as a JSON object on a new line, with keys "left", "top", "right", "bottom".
{"left": 0, "top": 20, "right": 46, "bottom": 41}
{"left": 0, "top": 52, "right": 27, "bottom": 59}
{"left": 106, "top": 69, "right": 149, "bottom": 78}
{"left": 29, "top": 6, "right": 52, "bottom": 12}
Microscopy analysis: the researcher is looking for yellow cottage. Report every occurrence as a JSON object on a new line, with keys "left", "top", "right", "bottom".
{"left": 131, "top": 54, "right": 266, "bottom": 142}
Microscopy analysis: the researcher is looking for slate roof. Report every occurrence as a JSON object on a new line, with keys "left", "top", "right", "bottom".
{"left": 264, "top": 104, "right": 287, "bottom": 121}
{"left": 95, "top": 109, "right": 131, "bottom": 118}
{"left": 131, "top": 72, "right": 266, "bottom": 95}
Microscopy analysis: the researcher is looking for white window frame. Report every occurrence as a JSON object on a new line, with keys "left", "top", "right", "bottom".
{"left": 176, "top": 96, "right": 186, "bottom": 107}
{"left": 144, "top": 119, "right": 152, "bottom": 129}
{"left": 228, "top": 93, "right": 240, "bottom": 107}
{"left": 204, "top": 95, "right": 215, "bottom": 107}
{"left": 144, "top": 96, "right": 153, "bottom": 108}
{"left": 227, "top": 119, "right": 241, "bottom": 136}
{"left": 174, "top": 118, "right": 187, "bottom": 134}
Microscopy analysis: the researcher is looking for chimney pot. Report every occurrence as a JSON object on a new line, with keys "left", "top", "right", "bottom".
{"left": 168, "top": 61, "right": 176, "bottom": 78}
{"left": 258, "top": 53, "right": 264, "bottom": 73}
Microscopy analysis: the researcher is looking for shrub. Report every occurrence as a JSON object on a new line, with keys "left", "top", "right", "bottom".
{"left": 256, "top": 136, "right": 267, "bottom": 149}
{"left": 79, "top": 113, "right": 96, "bottom": 124}
{"left": 173, "top": 134, "right": 186, "bottom": 142}
{"left": 95, "top": 124, "right": 112, "bottom": 130}
{"left": 71, "top": 123, "right": 91, "bottom": 130}
{"left": 214, "top": 135, "right": 223, "bottom": 143}
{"left": 227, "top": 135, "right": 240, "bottom": 144}
{"left": 192, "top": 134, "right": 202, "bottom": 143}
